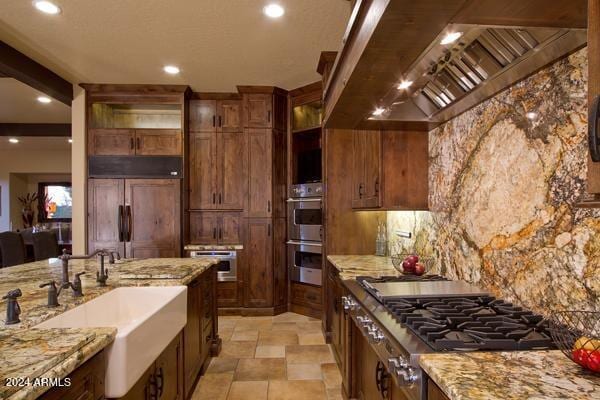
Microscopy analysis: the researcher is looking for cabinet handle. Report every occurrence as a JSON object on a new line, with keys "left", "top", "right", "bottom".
{"left": 130, "top": 137, "right": 134, "bottom": 150}
{"left": 374, "top": 178, "right": 379, "bottom": 195}
{"left": 213, "top": 228, "right": 217, "bottom": 239}
{"left": 125, "top": 205, "right": 132, "bottom": 242}
{"left": 136, "top": 137, "right": 140, "bottom": 150}
{"left": 219, "top": 228, "right": 223, "bottom": 240}
{"left": 267, "top": 110, "right": 271, "bottom": 123}
{"left": 375, "top": 361, "right": 390, "bottom": 398}
{"left": 219, "top": 193, "right": 222, "bottom": 204}
{"left": 212, "top": 115, "right": 216, "bottom": 127}
{"left": 358, "top": 184, "right": 364, "bottom": 199}
{"left": 268, "top": 224, "right": 271, "bottom": 237}
{"left": 213, "top": 193, "right": 216, "bottom": 204}
{"left": 218, "top": 115, "right": 222, "bottom": 127}
{"left": 156, "top": 367, "right": 164, "bottom": 398}
{"left": 267, "top": 200, "right": 271, "bottom": 213}
{"left": 589, "top": 94, "right": 600, "bottom": 161}
{"left": 117, "top": 205, "right": 124, "bottom": 242}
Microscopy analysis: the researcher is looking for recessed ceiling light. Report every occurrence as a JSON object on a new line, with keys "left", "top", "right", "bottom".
{"left": 372, "top": 107, "right": 386, "bottom": 116}
{"left": 68, "top": 138, "right": 73, "bottom": 143}
{"left": 37, "top": 96, "right": 52, "bottom": 104}
{"left": 525, "top": 111, "right": 538, "bottom": 120}
{"left": 440, "top": 32, "right": 463, "bottom": 45}
{"left": 33, "top": 1, "right": 61, "bottom": 15}
{"left": 264, "top": 4, "right": 285, "bottom": 18}
{"left": 163, "top": 65, "right": 180, "bottom": 75}
{"left": 9, "top": 138, "right": 19, "bottom": 144}
{"left": 397, "top": 80, "right": 413, "bottom": 90}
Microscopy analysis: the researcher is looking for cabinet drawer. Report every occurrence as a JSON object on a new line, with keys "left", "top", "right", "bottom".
{"left": 291, "top": 281, "right": 322, "bottom": 307}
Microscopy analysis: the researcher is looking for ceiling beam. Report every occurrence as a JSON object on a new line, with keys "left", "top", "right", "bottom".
{"left": 0, "top": 123, "right": 71, "bottom": 137}
{"left": 0, "top": 41, "right": 72, "bottom": 106}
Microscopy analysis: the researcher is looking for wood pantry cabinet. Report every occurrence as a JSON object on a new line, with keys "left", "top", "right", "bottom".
{"left": 189, "top": 99, "right": 247, "bottom": 211}
{"left": 189, "top": 212, "right": 243, "bottom": 245}
{"left": 351, "top": 130, "right": 428, "bottom": 210}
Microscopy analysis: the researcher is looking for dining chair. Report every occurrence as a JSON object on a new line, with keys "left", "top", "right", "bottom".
{"left": 0, "top": 231, "right": 27, "bottom": 267}
{"left": 32, "top": 231, "right": 61, "bottom": 261}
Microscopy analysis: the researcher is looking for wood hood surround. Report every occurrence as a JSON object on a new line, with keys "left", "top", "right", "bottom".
{"left": 323, "top": 0, "right": 587, "bottom": 131}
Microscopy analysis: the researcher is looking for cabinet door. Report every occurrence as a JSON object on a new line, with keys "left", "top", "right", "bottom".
{"left": 39, "top": 350, "right": 105, "bottom": 400}
{"left": 87, "top": 179, "right": 124, "bottom": 254}
{"left": 218, "top": 131, "right": 247, "bottom": 210}
{"left": 244, "top": 94, "right": 273, "bottom": 128}
{"left": 245, "top": 218, "right": 273, "bottom": 307}
{"left": 356, "top": 330, "right": 390, "bottom": 400}
{"left": 183, "top": 279, "right": 202, "bottom": 399}
{"left": 351, "top": 131, "right": 366, "bottom": 208}
{"left": 218, "top": 100, "right": 243, "bottom": 132}
{"left": 189, "top": 132, "right": 217, "bottom": 210}
{"left": 247, "top": 129, "right": 273, "bottom": 217}
{"left": 119, "top": 364, "right": 154, "bottom": 400}
{"left": 329, "top": 274, "right": 342, "bottom": 364}
{"left": 88, "top": 128, "right": 134, "bottom": 155}
{"left": 156, "top": 333, "right": 184, "bottom": 400}
{"left": 219, "top": 213, "right": 242, "bottom": 244}
{"left": 362, "top": 131, "right": 382, "bottom": 208}
{"left": 125, "top": 179, "right": 181, "bottom": 258}
{"left": 136, "top": 129, "right": 182, "bottom": 156}
{"left": 189, "top": 212, "right": 219, "bottom": 244}
{"left": 189, "top": 100, "right": 217, "bottom": 132}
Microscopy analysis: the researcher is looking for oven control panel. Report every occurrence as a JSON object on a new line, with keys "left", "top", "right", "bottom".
{"left": 342, "top": 295, "right": 422, "bottom": 395}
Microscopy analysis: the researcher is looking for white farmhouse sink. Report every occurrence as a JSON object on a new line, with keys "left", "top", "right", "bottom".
{"left": 36, "top": 286, "right": 187, "bottom": 398}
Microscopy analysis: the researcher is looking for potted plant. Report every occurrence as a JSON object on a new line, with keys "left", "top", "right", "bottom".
{"left": 17, "top": 192, "right": 38, "bottom": 228}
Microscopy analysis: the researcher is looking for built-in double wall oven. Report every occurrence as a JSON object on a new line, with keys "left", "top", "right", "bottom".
{"left": 287, "top": 183, "right": 323, "bottom": 286}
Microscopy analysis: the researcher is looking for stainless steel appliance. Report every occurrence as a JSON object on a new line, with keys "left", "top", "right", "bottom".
{"left": 287, "top": 240, "right": 322, "bottom": 286}
{"left": 342, "top": 275, "right": 555, "bottom": 400}
{"left": 189, "top": 250, "right": 237, "bottom": 282}
{"left": 287, "top": 182, "right": 323, "bottom": 286}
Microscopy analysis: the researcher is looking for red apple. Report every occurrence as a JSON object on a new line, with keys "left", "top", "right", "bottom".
{"left": 402, "top": 260, "right": 415, "bottom": 272}
{"left": 414, "top": 263, "right": 426, "bottom": 276}
{"left": 407, "top": 255, "right": 419, "bottom": 265}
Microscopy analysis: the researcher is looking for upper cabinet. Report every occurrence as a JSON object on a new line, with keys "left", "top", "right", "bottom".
{"left": 84, "top": 84, "right": 189, "bottom": 157}
{"left": 238, "top": 86, "right": 288, "bottom": 131}
{"left": 189, "top": 96, "right": 247, "bottom": 211}
{"left": 189, "top": 99, "right": 243, "bottom": 132}
{"left": 323, "top": 0, "right": 587, "bottom": 130}
{"left": 351, "top": 130, "right": 428, "bottom": 210}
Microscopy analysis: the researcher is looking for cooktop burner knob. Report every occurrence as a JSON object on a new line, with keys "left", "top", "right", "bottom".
{"left": 368, "top": 329, "right": 385, "bottom": 344}
{"left": 398, "top": 356, "right": 408, "bottom": 369}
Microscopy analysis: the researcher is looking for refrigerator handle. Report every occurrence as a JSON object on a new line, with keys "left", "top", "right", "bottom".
{"left": 118, "top": 205, "right": 124, "bottom": 242}
{"left": 125, "top": 205, "right": 132, "bottom": 242}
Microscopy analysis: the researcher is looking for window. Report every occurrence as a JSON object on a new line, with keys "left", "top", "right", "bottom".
{"left": 38, "top": 182, "right": 72, "bottom": 222}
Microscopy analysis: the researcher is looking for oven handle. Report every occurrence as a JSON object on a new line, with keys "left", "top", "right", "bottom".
{"left": 286, "top": 240, "right": 322, "bottom": 246}
{"left": 286, "top": 198, "right": 322, "bottom": 203}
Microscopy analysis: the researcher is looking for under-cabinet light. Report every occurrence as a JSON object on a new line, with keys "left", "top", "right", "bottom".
{"left": 440, "top": 32, "right": 463, "bottom": 45}
{"left": 397, "top": 80, "right": 413, "bottom": 90}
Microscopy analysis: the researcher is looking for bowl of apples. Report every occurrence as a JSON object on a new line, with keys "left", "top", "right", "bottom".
{"left": 548, "top": 310, "right": 600, "bottom": 374}
{"left": 391, "top": 253, "right": 433, "bottom": 276}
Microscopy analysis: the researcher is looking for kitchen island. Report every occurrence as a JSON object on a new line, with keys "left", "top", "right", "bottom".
{"left": 0, "top": 257, "right": 218, "bottom": 400}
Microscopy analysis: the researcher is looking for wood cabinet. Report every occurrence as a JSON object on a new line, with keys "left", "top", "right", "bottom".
{"left": 247, "top": 128, "right": 273, "bottom": 217}
{"left": 39, "top": 350, "right": 105, "bottom": 400}
{"left": 88, "top": 178, "right": 181, "bottom": 258}
{"left": 89, "top": 128, "right": 182, "bottom": 156}
{"left": 120, "top": 333, "right": 183, "bottom": 400}
{"left": 183, "top": 268, "right": 218, "bottom": 398}
{"left": 189, "top": 128, "right": 247, "bottom": 211}
{"left": 351, "top": 130, "right": 428, "bottom": 210}
{"left": 189, "top": 212, "right": 243, "bottom": 245}
{"left": 189, "top": 99, "right": 243, "bottom": 133}
{"left": 245, "top": 218, "right": 273, "bottom": 307}
{"left": 244, "top": 94, "right": 273, "bottom": 128}
{"left": 427, "top": 379, "right": 451, "bottom": 400}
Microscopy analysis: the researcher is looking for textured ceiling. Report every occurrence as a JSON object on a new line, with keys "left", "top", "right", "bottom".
{"left": 0, "top": 78, "right": 71, "bottom": 123}
{"left": 0, "top": 0, "right": 351, "bottom": 92}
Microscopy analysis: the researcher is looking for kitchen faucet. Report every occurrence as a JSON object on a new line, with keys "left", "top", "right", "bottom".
{"left": 58, "top": 248, "right": 112, "bottom": 291}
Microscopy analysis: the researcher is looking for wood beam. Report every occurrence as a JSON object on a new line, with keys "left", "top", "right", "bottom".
{"left": 0, "top": 41, "right": 72, "bottom": 106}
{"left": 0, "top": 123, "right": 71, "bottom": 137}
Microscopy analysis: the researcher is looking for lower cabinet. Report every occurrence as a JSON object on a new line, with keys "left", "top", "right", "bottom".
{"left": 39, "top": 349, "right": 106, "bottom": 400}
{"left": 183, "top": 267, "right": 217, "bottom": 398}
{"left": 427, "top": 379, "right": 450, "bottom": 400}
{"left": 118, "top": 332, "right": 183, "bottom": 400}
{"left": 290, "top": 281, "right": 322, "bottom": 319}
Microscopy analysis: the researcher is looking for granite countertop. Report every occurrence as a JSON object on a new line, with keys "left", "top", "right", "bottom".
{"left": 0, "top": 256, "right": 217, "bottom": 399}
{"left": 327, "top": 255, "right": 400, "bottom": 279}
{"left": 420, "top": 350, "right": 600, "bottom": 400}
{"left": 184, "top": 244, "right": 243, "bottom": 251}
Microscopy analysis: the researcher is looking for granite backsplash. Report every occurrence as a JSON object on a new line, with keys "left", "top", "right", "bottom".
{"left": 388, "top": 47, "right": 599, "bottom": 316}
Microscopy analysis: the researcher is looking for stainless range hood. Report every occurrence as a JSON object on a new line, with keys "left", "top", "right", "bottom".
{"left": 375, "top": 24, "right": 587, "bottom": 124}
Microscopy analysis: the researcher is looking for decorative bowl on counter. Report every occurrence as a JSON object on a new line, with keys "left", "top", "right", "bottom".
{"left": 548, "top": 310, "right": 600, "bottom": 374}
{"left": 391, "top": 253, "right": 434, "bottom": 275}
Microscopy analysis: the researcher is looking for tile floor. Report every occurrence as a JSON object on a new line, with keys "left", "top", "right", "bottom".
{"left": 191, "top": 312, "right": 343, "bottom": 400}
